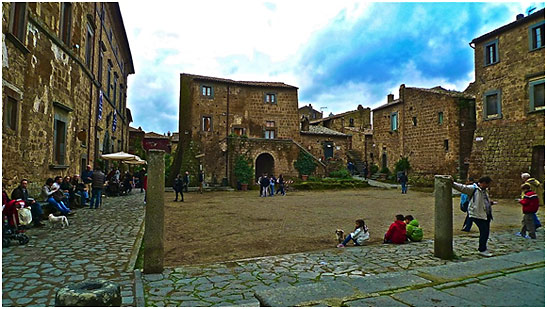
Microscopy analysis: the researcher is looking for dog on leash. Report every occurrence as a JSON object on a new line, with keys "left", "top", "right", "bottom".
{"left": 48, "top": 214, "right": 69, "bottom": 229}
{"left": 335, "top": 229, "right": 345, "bottom": 244}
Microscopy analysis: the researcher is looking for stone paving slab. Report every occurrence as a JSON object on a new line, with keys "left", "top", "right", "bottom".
{"left": 503, "top": 267, "right": 544, "bottom": 287}
{"left": 2, "top": 192, "right": 145, "bottom": 307}
{"left": 141, "top": 229, "right": 544, "bottom": 306}
{"left": 414, "top": 254, "right": 526, "bottom": 281}
{"left": 391, "top": 287, "right": 477, "bottom": 307}
{"left": 497, "top": 249, "right": 546, "bottom": 265}
{"left": 344, "top": 295, "right": 407, "bottom": 307}
{"left": 441, "top": 270, "right": 545, "bottom": 307}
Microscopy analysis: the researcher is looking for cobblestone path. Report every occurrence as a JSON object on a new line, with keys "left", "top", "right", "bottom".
{"left": 142, "top": 229, "right": 544, "bottom": 306}
{"left": 2, "top": 192, "right": 145, "bottom": 307}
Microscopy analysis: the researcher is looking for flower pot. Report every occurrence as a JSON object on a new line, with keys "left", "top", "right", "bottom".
{"left": 301, "top": 175, "right": 309, "bottom": 181}
{"left": 241, "top": 183, "right": 248, "bottom": 191}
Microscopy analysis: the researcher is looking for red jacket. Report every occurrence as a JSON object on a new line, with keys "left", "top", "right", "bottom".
{"left": 520, "top": 190, "right": 539, "bottom": 214}
{"left": 385, "top": 220, "right": 407, "bottom": 244}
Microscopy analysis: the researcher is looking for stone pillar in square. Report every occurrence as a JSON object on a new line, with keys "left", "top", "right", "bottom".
{"left": 434, "top": 175, "right": 453, "bottom": 259}
{"left": 143, "top": 149, "right": 165, "bottom": 273}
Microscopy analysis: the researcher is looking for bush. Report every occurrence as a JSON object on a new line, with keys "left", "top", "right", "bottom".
{"left": 294, "top": 150, "right": 317, "bottom": 176}
{"left": 379, "top": 166, "right": 391, "bottom": 174}
{"left": 234, "top": 155, "right": 254, "bottom": 185}
{"left": 329, "top": 168, "right": 352, "bottom": 179}
{"left": 370, "top": 164, "right": 379, "bottom": 175}
{"left": 394, "top": 157, "right": 411, "bottom": 173}
{"left": 292, "top": 178, "right": 369, "bottom": 191}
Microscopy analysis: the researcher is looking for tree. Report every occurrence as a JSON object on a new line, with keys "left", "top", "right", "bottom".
{"left": 234, "top": 155, "right": 254, "bottom": 185}
{"left": 294, "top": 150, "right": 317, "bottom": 176}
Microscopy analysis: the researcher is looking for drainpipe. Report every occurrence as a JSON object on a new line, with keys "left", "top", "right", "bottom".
{"left": 87, "top": 2, "right": 98, "bottom": 165}
{"left": 225, "top": 85, "right": 230, "bottom": 185}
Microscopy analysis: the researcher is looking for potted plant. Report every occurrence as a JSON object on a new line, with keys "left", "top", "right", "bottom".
{"left": 234, "top": 155, "right": 253, "bottom": 190}
{"left": 294, "top": 150, "right": 317, "bottom": 180}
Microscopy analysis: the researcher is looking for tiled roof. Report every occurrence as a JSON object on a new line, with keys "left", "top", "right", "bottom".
{"left": 301, "top": 125, "right": 350, "bottom": 137}
{"left": 309, "top": 107, "right": 369, "bottom": 124}
{"left": 471, "top": 8, "right": 545, "bottom": 44}
{"left": 181, "top": 73, "right": 298, "bottom": 89}
{"left": 407, "top": 86, "right": 474, "bottom": 99}
{"left": 372, "top": 99, "right": 403, "bottom": 111}
{"left": 144, "top": 132, "right": 169, "bottom": 139}
{"left": 129, "top": 126, "right": 143, "bottom": 132}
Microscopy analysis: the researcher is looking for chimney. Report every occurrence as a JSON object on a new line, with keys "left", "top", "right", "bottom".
{"left": 300, "top": 115, "right": 310, "bottom": 131}
{"left": 516, "top": 13, "right": 524, "bottom": 20}
{"left": 387, "top": 94, "right": 394, "bottom": 103}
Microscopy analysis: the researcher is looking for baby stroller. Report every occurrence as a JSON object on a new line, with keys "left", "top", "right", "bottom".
{"left": 2, "top": 200, "right": 30, "bottom": 247}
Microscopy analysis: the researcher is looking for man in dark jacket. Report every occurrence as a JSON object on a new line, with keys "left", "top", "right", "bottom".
{"left": 260, "top": 173, "right": 270, "bottom": 197}
{"left": 11, "top": 179, "right": 45, "bottom": 227}
{"left": 182, "top": 171, "right": 190, "bottom": 192}
{"left": 90, "top": 167, "right": 106, "bottom": 209}
{"left": 173, "top": 174, "right": 184, "bottom": 202}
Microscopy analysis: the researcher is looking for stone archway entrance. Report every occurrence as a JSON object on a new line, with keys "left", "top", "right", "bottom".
{"left": 255, "top": 153, "right": 274, "bottom": 180}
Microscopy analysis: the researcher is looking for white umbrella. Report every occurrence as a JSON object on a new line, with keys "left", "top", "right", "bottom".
{"left": 101, "top": 152, "right": 147, "bottom": 165}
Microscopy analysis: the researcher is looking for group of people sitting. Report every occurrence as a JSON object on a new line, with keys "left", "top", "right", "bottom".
{"left": 257, "top": 173, "right": 286, "bottom": 197}
{"left": 336, "top": 215, "right": 423, "bottom": 248}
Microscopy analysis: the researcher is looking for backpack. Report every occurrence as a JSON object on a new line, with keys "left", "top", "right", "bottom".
{"left": 460, "top": 186, "right": 477, "bottom": 212}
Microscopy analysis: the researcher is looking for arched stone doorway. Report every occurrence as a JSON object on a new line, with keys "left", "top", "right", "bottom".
{"left": 255, "top": 153, "right": 274, "bottom": 180}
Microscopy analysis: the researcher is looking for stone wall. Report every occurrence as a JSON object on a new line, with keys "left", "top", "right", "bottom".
{"left": 372, "top": 85, "right": 475, "bottom": 179}
{"left": 468, "top": 11, "right": 545, "bottom": 197}
{"left": 2, "top": 3, "right": 134, "bottom": 192}
{"left": 299, "top": 133, "right": 351, "bottom": 163}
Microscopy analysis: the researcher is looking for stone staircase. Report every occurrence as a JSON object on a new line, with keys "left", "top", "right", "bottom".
{"left": 347, "top": 149, "right": 365, "bottom": 176}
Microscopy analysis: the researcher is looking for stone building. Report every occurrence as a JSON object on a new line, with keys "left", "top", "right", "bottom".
{"left": 298, "top": 103, "right": 323, "bottom": 120}
{"left": 467, "top": 9, "right": 545, "bottom": 197}
{"left": 143, "top": 132, "right": 171, "bottom": 154}
{"left": 299, "top": 117, "right": 352, "bottom": 162}
{"left": 169, "top": 73, "right": 325, "bottom": 186}
{"left": 2, "top": 2, "right": 134, "bottom": 191}
{"left": 372, "top": 84, "right": 475, "bottom": 180}
{"left": 310, "top": 105, "right": 373, "bottom": 169}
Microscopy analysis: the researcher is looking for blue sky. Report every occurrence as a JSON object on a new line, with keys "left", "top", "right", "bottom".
{"left": 121, "top": 1, "right": 544, "bottom": 134}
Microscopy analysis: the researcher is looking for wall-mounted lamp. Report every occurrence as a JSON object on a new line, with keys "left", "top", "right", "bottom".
{"left": 73, "top": 44, "right": 80, "bottom": 49}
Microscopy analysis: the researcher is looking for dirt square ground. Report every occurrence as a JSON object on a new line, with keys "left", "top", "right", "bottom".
{"left": 163, "top": 187, "right": 543, "bottom": 266}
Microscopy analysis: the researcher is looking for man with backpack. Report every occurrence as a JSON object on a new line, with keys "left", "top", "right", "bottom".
{"left": 452, "top": 176, "right": 496, "bottom": 257}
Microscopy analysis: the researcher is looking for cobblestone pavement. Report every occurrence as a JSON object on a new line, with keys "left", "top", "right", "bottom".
{"left": 142, "top": 229, "right": 544, "bottom": 306}
{"left": 2, "top": 192, "right": 145, "bottom": 307}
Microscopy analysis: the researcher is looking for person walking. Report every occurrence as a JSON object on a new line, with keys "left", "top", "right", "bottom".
{"left": 399, "top": 172, "right": 408, "bottom": 194}
{"left": 363, "top": 161, "right": 369, "bottom": 180}
{"left": 173, "top": 174, "right": 184, "bottom": 202}
{"left": 517, "top": 183, "right": 539, "bottom": 239}
{"left": 198, "top": 170, "right": 204, "bottom": 194}
{"left": 90, "top": 166, "right": 106, "bottom": 209}
{"left": 452, "top": 176, "right": 496, "bottom": 257}
{"left": 276, "top": 174, "right": 286, "bottom": 196}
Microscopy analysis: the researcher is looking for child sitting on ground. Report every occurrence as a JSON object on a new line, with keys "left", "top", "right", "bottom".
{"left": 517, "top": 183, "right": 539, "bottom": 239}
{"left": 384, "top": 214, "right": 407, "bottom": 244}
{"left": 404, "top": 215, "right": 423, "bottom": 242}
{"left": 337, "top": 219, "right": 369, "bottom": 248}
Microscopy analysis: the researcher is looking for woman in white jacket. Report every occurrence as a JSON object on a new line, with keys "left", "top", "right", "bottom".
{"left": 337, "top": 219, "right": 370, "bottom": 248}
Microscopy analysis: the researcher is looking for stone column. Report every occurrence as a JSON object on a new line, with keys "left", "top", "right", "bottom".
{"left": 434, "top": 175, "right": 453, "bottom": 260}
{"left": 143, "top": 149, "right": 165, "bottom": 274}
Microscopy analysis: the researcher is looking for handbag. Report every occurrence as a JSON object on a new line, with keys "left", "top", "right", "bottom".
{"left": 52, "top": 190, "right": 64, "bottom": 202}
{"left": 18, "top": 207, "right": 32, "bottom": 225}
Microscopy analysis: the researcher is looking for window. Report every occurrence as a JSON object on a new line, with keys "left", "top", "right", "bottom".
{"left": 349, "top": 118, "right": 354, "bottom": 127}
{"left": 412, "top": 116, "right": 417, "bottom": 126}
{"left": 390, "top": 112, "right": 398, "bottom": 131}
{"left": 9, "top": 2, "right": 27, "bottom": 42}
{"left": 438, "top": 112, "right": 444, "bottom": 124}
{"left": 98, "top": 49, "right": 104, "bottom": 84}
{"left": 201, "top": 85, "right": 213, "bottom": 97}
{"left": 85, "top": 24, "right": 94, "bottom": 67}
{"left": 106, "top": 61, "right": 112, "bottom": 97}
{"left": 60, "top": 2, "right": 72, "bottom": 45}
{"left": 266, "top": 121, "right": 275, "bottom": 127}
{"left": 53, "top": 109, "right": 69, "bottom": 165}
{"left": 483, "top": 89, "right": 502, "bottom": 119}
{"left": 5, "top": 96, "right": 18, "bottom": 131}
{"left": 484, "top": 39, "right": 499, "bottom": 65}
{"left": 265, "top": 93, "right": 277, "bottom": 104}
{"left": 444, "top": 139, "right": 449, "bottom": 152}
{"left": 264, "top": 129, "right": 275, "bottom": 139}
{"left": 202, "top": 116, "right": 212, "bottom": 132}
{"left": 529, "top": 21, "right": 545, "bottom": 50}
{"left": 233, "top": 128, "right": 245, "bottom": 136}
{"left": 113, "top": 74, "right": 118, "bottom": 104}
{"left": 529, "top": 79, "right": 545, "bottom": 111}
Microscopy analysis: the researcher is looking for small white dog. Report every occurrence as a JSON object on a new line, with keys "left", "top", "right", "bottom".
{"left": 48, "top": 214, "right": 69, "bottom": 229}
{"left": 335, "top": 229, "right": 345, "bottom": 244}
